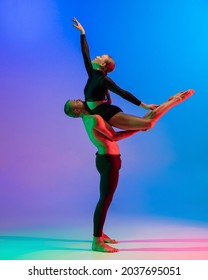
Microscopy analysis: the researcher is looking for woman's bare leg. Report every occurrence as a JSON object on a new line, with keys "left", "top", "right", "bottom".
{"left": 108, "top": 112, "right": 152, "bottom": 130}
{"left": 108, "top": 89, "right": 194, "bottom": 130}
{"left": 145, "top": 89, "right": 194, "bottom": 122}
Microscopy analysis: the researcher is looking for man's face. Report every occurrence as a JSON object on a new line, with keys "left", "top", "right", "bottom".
{"left": 69, "top": 99, "right": 84, "bottom": 110}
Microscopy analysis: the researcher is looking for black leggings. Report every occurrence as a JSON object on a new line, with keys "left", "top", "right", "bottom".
{"left": 93, "top": 153, "right": 121, "bottom": 237}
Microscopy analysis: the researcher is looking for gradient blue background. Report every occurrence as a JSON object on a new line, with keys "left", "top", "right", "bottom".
{"left": 0, "top": 0, "right": 208, "bottom": 232}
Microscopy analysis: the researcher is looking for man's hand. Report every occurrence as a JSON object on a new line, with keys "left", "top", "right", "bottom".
{"left": 72, "top": 17, "right": 85, "bottom": 35}
{"left": 105, "top": 90, "right": 112, "bottom": 105}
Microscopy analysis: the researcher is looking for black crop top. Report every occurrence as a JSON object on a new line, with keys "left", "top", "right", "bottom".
{"left": 81, "top": 34, "right": 141, "bottom": 106}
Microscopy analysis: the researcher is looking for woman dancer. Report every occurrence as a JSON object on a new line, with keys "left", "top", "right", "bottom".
{"left": 72, "top": 17, "right": 194, "bottom": 131}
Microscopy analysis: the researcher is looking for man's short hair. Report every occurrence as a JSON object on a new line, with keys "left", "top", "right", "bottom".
{"left": 64, "top": 100, "right": 76, "bottom": 117}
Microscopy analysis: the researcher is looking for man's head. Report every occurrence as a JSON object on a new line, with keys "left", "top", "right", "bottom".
{"left": 91, "top": 54, "right": 115, "bottom": 74}
{"left": 64, "top": 99, "right": 85, "bottom": 118}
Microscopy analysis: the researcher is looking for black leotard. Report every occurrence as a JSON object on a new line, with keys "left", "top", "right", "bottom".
{"left": 81, "top": 34, "right": 142, "bottom": 106}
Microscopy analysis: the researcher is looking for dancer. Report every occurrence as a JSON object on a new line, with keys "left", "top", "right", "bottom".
{"left": 64, "top": 99, "right": 143, "bottom": 253}
{"left": 72, "top": 17, "right": 194, "bottom": 130}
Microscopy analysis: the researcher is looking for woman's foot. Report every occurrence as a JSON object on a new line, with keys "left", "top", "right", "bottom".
{"left": 168, "top": 89, "right": 195, "bottom": 102}
{"left": 102, "top": 232, "right": 118, "bottom": 244}
{"left": 92, "top": 237, "right": 118, "bottom": 253}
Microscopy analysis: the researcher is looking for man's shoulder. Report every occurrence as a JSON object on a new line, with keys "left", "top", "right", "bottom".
{"left": 83, "top": 114, "right": 103, "bottom": 127}
{"left": 86, "top": 114, "right": 102, "bottom": 121}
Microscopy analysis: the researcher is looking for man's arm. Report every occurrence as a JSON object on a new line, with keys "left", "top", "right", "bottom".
{"left": 113, "top": 130, "right": 142, "bottom": 141}
{"left": 72, "top": 17, "right": 92, "bottom": 76}
{"left": 105, "top": 90, "right": 112, "bottom": 105}
{"left": 93, "top": 115, "right": 141, "bottom": 141}
{"left": 92, "top": 115, "right": 116, "bottom": 141}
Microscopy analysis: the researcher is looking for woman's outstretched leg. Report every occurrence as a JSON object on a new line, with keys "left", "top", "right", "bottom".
{"left": 108, "top": 112, "right": 153, "bottom": 130}
{"left": 145, "top": 89, "right": 194, "bottom": 122}
{"left": 108, "top": 89, "right": 194, "bottom": 130}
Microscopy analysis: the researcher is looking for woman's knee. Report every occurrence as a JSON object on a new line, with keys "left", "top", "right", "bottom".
{"left": 146, "top": 119, "right": 155, "bottom": 130}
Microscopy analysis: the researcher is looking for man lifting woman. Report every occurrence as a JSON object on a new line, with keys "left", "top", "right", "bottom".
{"left": 63, "top": 18, "right": 194, "bottom": 253}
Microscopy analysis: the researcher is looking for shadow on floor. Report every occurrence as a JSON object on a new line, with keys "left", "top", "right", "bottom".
{"left": 0, "top": 235, "right": 92, "bottom": 243}
{"left": 1, "top": 236, "right": 208, "bottom": 253}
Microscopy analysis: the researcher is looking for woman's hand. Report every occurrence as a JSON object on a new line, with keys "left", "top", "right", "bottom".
{"left": 146, "top": 104, "right": 160, "bottom": 110}
{"left": 72, "top": 17, "right": 85, "bottom": 35}
{"left": 140, "top": 102, "right": 159, "bottom": 110}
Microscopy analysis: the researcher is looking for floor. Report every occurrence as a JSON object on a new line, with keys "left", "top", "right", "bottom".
{"left": 1, "top": 215, "right": 208, "bottom": 260}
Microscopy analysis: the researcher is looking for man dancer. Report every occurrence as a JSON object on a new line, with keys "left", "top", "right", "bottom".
{"left": 64, "top": 99, "right": 142, "bottom": 253}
